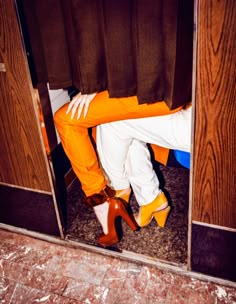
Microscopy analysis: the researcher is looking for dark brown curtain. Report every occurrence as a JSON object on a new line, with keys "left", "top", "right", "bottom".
{"left": 19, "top": 0, "right": 193, "bottom": 109}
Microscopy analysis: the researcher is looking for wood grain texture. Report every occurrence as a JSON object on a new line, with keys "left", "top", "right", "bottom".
{"left": 37, "top": 83, "right": 58, "bottom": 153}
{"left": 192, "top": 0, "right": 236, "bottom": 228}
{"left": 0, "top": 0, "right": 51, "bottom": 192}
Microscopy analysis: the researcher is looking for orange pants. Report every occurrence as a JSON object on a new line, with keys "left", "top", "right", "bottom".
{"left": 54, "top": 91, "right": 181, "bottom": 196}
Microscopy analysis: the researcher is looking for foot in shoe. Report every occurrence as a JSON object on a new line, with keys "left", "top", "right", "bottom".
{"left": 115, "top": 188, "right": 132, "bottom": 204}
{"left": 98, "top": 197, "right": 138, "bottom": 247}
{"left": 135, "top": 191, "right": 170, "bottom": 227}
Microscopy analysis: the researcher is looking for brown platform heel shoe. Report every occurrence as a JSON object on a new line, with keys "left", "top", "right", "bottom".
{"left": 98, "top": 197, "right": 138, "bottom": 247}
{"left": 85, "top": 186, "right": 138, "bottom": 247}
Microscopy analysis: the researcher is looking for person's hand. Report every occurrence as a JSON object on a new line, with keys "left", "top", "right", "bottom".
{"left": 66, "top": 92, "right": 97, "bottom": 119}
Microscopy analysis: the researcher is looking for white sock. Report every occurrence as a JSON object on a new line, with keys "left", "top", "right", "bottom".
{"left": 93, "top": 202, "right": 109, "bottom": 234}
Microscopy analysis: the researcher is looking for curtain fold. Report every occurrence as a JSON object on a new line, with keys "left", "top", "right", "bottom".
{"left": 20, "top": 0, "right": 193, "bottom": 109}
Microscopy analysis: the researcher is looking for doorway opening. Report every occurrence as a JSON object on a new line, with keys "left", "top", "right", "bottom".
{"left": 37, "top": 83, "right": 191, "bottom": 267}
{"left": 63, "top": 153, "right": 189, "bottom": 266}
{"left": 16, "top": 0, "right": 192, "bottom": 268}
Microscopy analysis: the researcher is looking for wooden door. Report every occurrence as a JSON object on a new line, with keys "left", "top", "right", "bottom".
{"left": 190, "top": 0, "right": 236, "bottom": 282}
{"left": 0, "top": 0, "right": 63, "bottom": 236}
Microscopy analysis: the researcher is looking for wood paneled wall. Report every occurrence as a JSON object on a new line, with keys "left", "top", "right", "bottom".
{"left": 192, "top": 0, "right": 236, "bottom": 228}
{"left": 0, "top": 0, "right": 52, "bottom": 192}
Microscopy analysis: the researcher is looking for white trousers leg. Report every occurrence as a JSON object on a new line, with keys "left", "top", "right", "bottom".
{"left": 97, "top": 131, "right": 161, "bottom": 205}
{"left": 125, "top": 140, "right": 161, "bottom": 205}
{"left": 96, "top": 107, "right": 192, "bottom": 206}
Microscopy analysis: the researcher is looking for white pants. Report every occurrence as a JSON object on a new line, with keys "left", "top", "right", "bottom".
{"left": 96, "top": 107, "right": 192, "bottom": 206}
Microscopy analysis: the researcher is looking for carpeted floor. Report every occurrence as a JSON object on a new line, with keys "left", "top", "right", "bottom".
{"left": 65, "top": 164, "right": 189, "bottom": 266}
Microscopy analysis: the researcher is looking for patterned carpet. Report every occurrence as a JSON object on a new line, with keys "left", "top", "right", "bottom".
{"left": 65, "top": 164, "right": 189, "bottom": 266}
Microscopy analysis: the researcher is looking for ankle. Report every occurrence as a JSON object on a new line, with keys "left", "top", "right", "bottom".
{"left": 141, "top": 191, "right": 168, "bottom": 210}
{"left": 103, "top": 185, "right": 116, "bottom": 198}
{"left": 84, "top": 185, "right": 116, "bottom": 207}
{"left": 150, "top": 191, "right": 168, "bottom": 211}
{"left": 115, "top": 188, "right": 131, "bottom": 202}
{"left": 84, "top": 191, "right": 106, "bottom": 207}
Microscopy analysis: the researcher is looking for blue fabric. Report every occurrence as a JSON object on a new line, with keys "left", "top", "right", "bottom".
{"left": 174, "top": 150, "right": 190, "bottom": 169}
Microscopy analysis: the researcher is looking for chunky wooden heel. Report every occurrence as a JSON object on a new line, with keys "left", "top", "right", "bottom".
{"left": 153, "top": 206, "right": 171, "bottom": 227}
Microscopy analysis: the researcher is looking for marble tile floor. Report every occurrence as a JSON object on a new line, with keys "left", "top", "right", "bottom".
{"left": 0, "top": 229, "right": 236, "bottom": 304}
